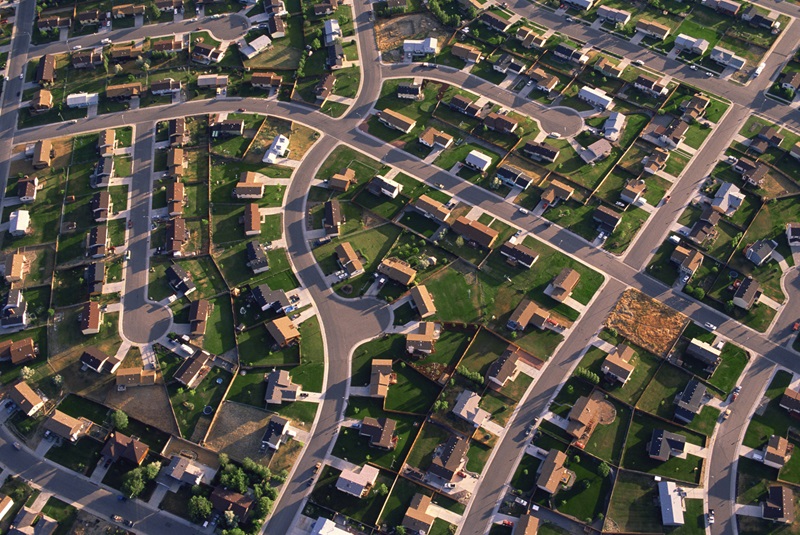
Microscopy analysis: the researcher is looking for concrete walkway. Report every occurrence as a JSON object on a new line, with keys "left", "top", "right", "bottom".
{"left": 735, "top": 504, "right": 763, "bottom": 517}
{"left": 348, "top": 386, "right": 372, "bottom": 397}
{"left": 327, "top": 456, "right": 360, "bottom": 473}
{"left": 147, "top": 485, "right": 169, "bottom": 507}
{"left": 591, "top": 339, "right": 615, "bottom": 353}
{"left": 482, "top": 420, "right": 504, "bottom": 436}
{"left": 428, "top": 503, "right": 463, "bottom": 525}
{"left": 28, "top": 491, "right": 52, "bottom": 512}
{"left": 758, "top": 292, "right": 783, "bottom": 310}
{"left": 542, "top": 412, "right": 569, "bottom": 430}
{"left": 684, "top": 443, "right": 708, "bottom": 458}
{"left": 738, "top": 445, "right": 759, "bottom": 459}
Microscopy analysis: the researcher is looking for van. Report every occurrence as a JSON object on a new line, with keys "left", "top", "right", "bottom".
{"left": 669, "top": 235, "right": 681, "bottom": 244}
{"left": 518, "top": 207, "right": 529, "bottom": 215}
{"left": 754, "top": 62, "right": 765, "bottom": 77}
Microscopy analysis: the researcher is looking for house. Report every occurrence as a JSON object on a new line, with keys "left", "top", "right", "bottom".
{"left": 326, "top": 42, "right": 344, "bottom": 70}
{"left": 266, "top": 316, "right": 301, "bottom": 347}
{"left": 450, "top": 216, "right": 498, "bottom": 249}
{"left": 601, "top": 344, "right": 636, "bottom": 385}
{"left": 5, "top": 252, "right": 28, "bottom": 283}
{"left": 328, "top": 168, "right": 356, "bottom": 192}
{"left": 169, "top": 118, "right": 188, "bottom": 147}
{"left": 655, "top": 119, "right": 690, "bottom": 150}
{"left": 403, "top": 37, "right": 439, "bottom": 56}
{"left": 688, "top": 207, "right": 720, "bottom": 246}
{"left": 553, "top": 43, "right": 588, "bottom": 64}
{"left": 499, "top": 241, "right": 538, "bottom": 269}
{"left": 43, "top": 410, "right": 84, "bottom": 442}
{"left": 670, "top": 245, "right": 703, "bottom": 277}
{"left": 406, "top": 321, "right": 437, "bottom": 354}
{"left": 577, "top": 86, "right": 613, "bottom": 110}
{"left": 551, "top": 268, "right": 580, "bottom": 303}
{"left": 397, "top": 82, "right": 422, "bottom": 100}
{"left": 686, "top": 338, "right": 721, "bottom": 370}
{"left": 166, "top": 455, "right": 208, "bottom": 485}
{"left": 522, "top": 141, "right": 560, "bottom": 163}
{"left": 72, "top": 50, "right": 103, "bottom": 69}
{"left": 1, "top": 290, "right": 27, "bottom": 329}
{"left": 710, "top": 46, "right": 746, "bottom": 70}
{"left": 91, "top": 191, "right": 112, "bottom": 222}
{"left": 410, "top": 285, "right": 436, "bottom": 319}
{"left": 750, "top": 125, "right": 784, "bottom": 154}
{"left": 0, "top": 338, "right": 35, "bottom": 367}
{"left": 465, "top": 150, "right": 493, "bottom": 172}
{"left": 428, "top": 434, "right": 468, "bottom": 481}
{"left": 210, "top": 487, "right": 254, "bottom": 521}
{"left": 781, "top": 388, "right": 800, "bottom": 415}
{"left": 417, "top": 127, "right": 453, "bottom": 151}
{"left": 9, "top": 507, "right": 58, "bottom": 535}
{"left": 621, "top": 179, "right": 646, "bottom": 204}
{"left": 335, "top": 242, "right": 364, "bottom": 277}
{"left": 189, "top": 299, "right": 210, "bottom": 338}
{"left": 313, "top": 0, "right": 336, "bottom": 15}
{"left": 449, "top": 94, "right": 483, "bottom": 117}
{"left": 151, "top": 78, "right": 182, "bottom": 95}
{"left": 711, "top": 0, "right": 740, "bottom": 16}
{"left": 323, "top": 19, "right": 341, "bottom": 46}
{"left": 681, "top": 94, "right": 711, "bottom": 122}
{"left": 413, "top": 194, "right": 452, "bottom": 223}
{"left": 38, "top": 15, "right": 71, "bottom": 30}
{"left": 36, "top": 55, "right": 56, "bottom": 85}
{"left": 733, "top": 277, "right": 760, "bottom": 310}
{"left": 245, "top": 241, "right": 269, "bottom": 275}
{"left": 9, "top": 382, "right": 44, "bottom": 417}
{"left": 527, "top": 68, "right": 559, "bottom": 92}
{"left": 336, "top": 465, "right": 379, "bottom": 498}
{"left": 76, "top": 10, "right": 101, "bottom": 24}
{"left": 166, "top": 264, "right": 196, "bottom": 295}
{"left": 109, "top": 46, "right": 143, "bottom": 62}
{"left": 8, "top": 211, "right": 30, "bottom": 237}
{"left": 192, "top": 43, "right": 223, "bottom": 64}
{"left": 98, "top": 129, "right": 117, "bottom": 157}
{"left": 486, "top": 346, "right": 520, "bottom": 388}
{"left": 261, "top": 415, "right": 292, "bottom": 450}
{"left": 377, "top": 257, "right": 417, "bottom": 286}
{"left": 635, "top": 19, "right": 671, "bottom": 40}
{"left": 112, "top": 4, "right": 146, "bottom": 17}
{"left": 763, "top": 485, "right": 795, "bottom": 523}
{"left": 265, "top": 369, "right": 300, "bottom": 405}
{"left": 674, "top": 34, "right": 710, "bottom": 55}
{"left": 594, "top": 57, "right": 625, "bottom": 79}
{"left": 453, "top": 390, "right": 490, "bottom": 427}
{"left": 658, "top": 481, "right": 685, "bottom": 526}
{"left": 264, "top": 134, "right": 290, "bottom": 165}
{"left": 492, "top": 53, "right": 524, "bottom": 75}
{"left": 764, "top": 435, "right": 793, "bottom": 469}
{"left": 746, "top": 239, "right": 778, "bottom": 266}
{"left": 596, "top": 5, "right": 631, "bottom": 24}
{"left": 197, "top": 74, "right": 228, "bottom": 88}
{"left": 167, "top": 181, "right": 185, "bottom": 217}
{"left": 402, "top": 494, "right": 435, "bottom": 535}
{"left": 603, "top": 112, "right": 625, "bottom": 142}
{"left": 166, "top": 217, "right": 187, "bottom": 257}
{"left": 643, "top": 147, "right": 670, "bottom": 174}
{"left": 634, "top": 75, "right": 668, "bottom": 98}
{"left": 563, "top": 0, "right": 593, "bottom": 9}
{"left": 359, "top": 416, "right": 397, "bottom": 449}
{"left": 239, "top": 34, "right": 273, "bottom": 60}
{"left": 30, "top": 89, "right": 53, "bottom": 113}
{"left": 251, "top": 72, "right": 282, "bottom": 90}
{"left": 787, "top": 223, "right": 800, "bottom": 246}
{"left": 102, "top": 432, "right": 149, "bottom": 465}
{"left": 674, "top": 378, "right": 706, "bottom": 423}
{"left": 536, "top": 449, "right": 572, "bottom": 494}
{"left": 736, "top": 159, "right": 768, "bottom": 186}
{"left": 315, "top": 73, "right": 336, "bottom": 102}
{"left": 377, "top": 109, "right": 416, "bottom": 134}
{"left": 370, "top": 359, "right": 396, "bottom": 398}
{"left": 233, "top": 172, "right": 264, "bottom": 199}
{"left": 267, "top": 16, "right": 285, "bottom": 38}
{"left": 484, "top": 112, "right": 518, "bottom": 134}
{"left": 514, "top": 515, "right": 540, "bottom": 535}
{"left": 115, "top": 367, "right": 156, "bottom": 389}
{"left": 741, "top": 5, "right": 779, "bottom": 29}
{"left": 516, "top": 28, "right": 547, "bottom": 49}
{"left": 324, "top": 200, "right": 341, "bottom": 236}
{"left": 80, "top": 301, "right": 102, "bottom": 335}
{"left": 507, "top": 299, "right": 549, "bottom": 331}
{"left": 479, "top": 11, "right": 512, "bottom": 32}
{"left": 106, "top": 83, "right": 142, "bottom": 100}
{"left": 0, "top": 495, "right": 11, "bottom": 522}
{"left": 648, "top": 429, "right": 687, "bottom": 462}
{"left": 566, "top": 395, "right": 601, "bottom": 442}
{"left": 452, "top": 43, "right": 482, "bottom": 63}
{"left": 582, "top": 138, "right": 613, "bottom": 165}
{"left": 243, "top": 203, "right": 261, "bottom": 236}
{"left": 367, "top": 175, "right": 403, "bottom": 198}
{"left": 310, "top": 519, "right": 348, "bottom": 535}
{"left": 781, "top": 72, "right": 800, "bottom": 92}
{"left": 496, "top": 164, "right": 533, "bottom": 190}
{"left": 80, "top": 346, "right": 110, "bottom": 373}
{"left": 33, "top": 140, "right": 52, "bottom": 169}
{"left": 92, "top": 155, "right": 114, "bottom": 188}
{"left": 174, "top": 351, "right": 211, "bottom": 388}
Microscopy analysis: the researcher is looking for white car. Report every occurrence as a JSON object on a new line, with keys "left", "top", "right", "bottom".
{"left": 633, "top": 59, "right": 644, "bottom": 66}
{"left": 689, "top": 65, "right": 697, "bottom": 70}
{"left": 706, "top": 72, "right": 714, "bottom": 77}
{"left": 444, "top": 483, "right": 456, "bottom": 489}
{"left": 547, "top": 132, "right": 561, "bottom": 139}
{"left": 72, "top": 45, "right": 82, "bottom": 50}
{"left": 704, "top": 322, "right": 717, "bottom": 331}
{"left": 18, "top": 73, "right": 23, "bottom": 79}
{"left": 101, "top": 38, "right": 112, "bottom": 44}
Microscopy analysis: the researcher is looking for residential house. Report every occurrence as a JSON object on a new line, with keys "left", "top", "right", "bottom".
{"left": 72, "top": 50, "right": 103, "bottom": 69}
{"left": 174, "top": 351, "right": 211, "bottom": 388}
{"left": 326, "top": 41, "right": 344, "bottom": 70}
{"left": 0, "top": 495, "right": 12, "bottom": 522}
{"left": 377, "top": 109, "right": 416, "bottom": 134}
{"left": 733, "top": 276, "right": 760, "bottom": 310}
{"left": 329, "top": 168, "right": 356, "bottom": 192}
{"left": 741, "top": 5, "right": 779, "bottom": 29}
{"left": 418, "top": 127, "right": 453, "bottom": 150}
{"left": 166, "top": 455, "right": 208, "bottom": 485}
{"left": 711, "top": 0, "right": 740, "bottom": 16}
{"left": 563, "top": 0, "right": 593, "bottom": 9}
{"left": 566, "top": 395, "right": 601, "bottom": 443}
{"left": 261, "top": 415, "right": 292, "bottom": 451}
{"left": 621, "top": 179, "right": 646, "bottom": 204}
{"left": 781, "top": 388, "right": 800, "bottom": 415}
{"left": 0, "top": 338, "right": 34, "bottom": 367}
{"left": 601, "top": 344, "right": 636, "bottom": 385}
{"left": 522, "top": 141, "right": 560, "bottom": 163}
{"left": 643, "top": 147, "right": 670, "bottom": 174}
{"left": 189, "top": 299, "right": 209, "bottom": 337}
{"left": 397, "top": 82, "right": 422, "bottom": 100}
{"left": 91, "top": 191, "right": 112, "bottom": 222}
{"left": 499, "top": 241, "right": 539, "bottom": 269}
{"left": 516, "top": 28, "right": 547, "bottom": 49}
{"left": 635, "top": 19, "right": 671, "bottom": 40}
{"left": 781, "top": 72, "right": 800, "bottom": 92}
{"left": 750, "top": 125, "right": 784, "bottom": 154}
{"left": 596, "top": 5, "right": 631, "bottom": 25}
{"left": 38, "top": 15, "right": 71, "bottom": 30}
{"left": 151, "top": 78, "right": 182, "bottom": 95}
{"left": 169, "top": 118, "right": 188, "bottom": 147}
{"left": 33, "top": 140, "right": 52, "bottom": 169}
{"left": 79, "top": 347, "right": 109, "bottom": 373}
{"left": 413, "top": 194, "right": 452, "bottom": 223}
{"left": 410, "top": 285, "right": 436, "bottom": 319}
{"left": 484, "top": 112, "right": 518, "bottom": 134}
{"left": 496, "top": 164, "right": 533, "bottom": 190}
{"left": 359, "top": 417, "right": 398, "bottom": 450}
{"left": 453, "top": 390, "right": 490, "bottom": 427}
{"left": 450, "top": 216, "right": 499, "bottom": 248}
{"left": 267, "top": 16, "right": 285, "bottom": 38}
{"left": 98, "top": 129, "right": 117, "bottom": 157}
{"left": 452, "top": 43, "right": 482, "bottom": 63}
{"left": 265, "top": 369, "right": 300, "bottom": 405}
{"left": 167, "top": 180, "right": 185, "bottom": 217}
{"left": 367, "top": 175, "right": 403, "bottom": 198}
{"left": 323, "top": 19, "right": 341, "bottom": 46}
{"left": 649, "top": 429, "right": 687, "bottom": 461}
{"left": 313, "top": 0, "right": 336, "bottom": 15}
{"left": 787, "top": 223, "right": 800, "bottom": 246}
{"left": 324, "top": 199, "right": 341, "bottom": 235}
{"left": 536, "top": 449, "right": 572, "bottom": 494}
{"left": 315, "top": 73, "right": 336, "bottom": 102}
{"left": 4, "top": 252, "right": 28, "bottom": 283}
{"left": 249, "top": 283, "right": 288, "bottom": 313}
{"left": 670, "top": 245, "right": 704, "bottom": 278}
{"left": 478, "top": 11, "right": 511, "bottom": 33}
{"left": 36, "top": 55, "right": 56, "bottom": 85}
{"left": 406, "top": 321, "right": 437, "bottom": 354}
{"left": 9, "top": 382, "right": 44, "bottom": 417}
{"left": 76, "top": 10, "right": 101, "bottom": 24}
{"left": 166, "top": 264, "right": 196, "bottom": 295}
{"left": 634, "top": 74, "right": 668, "bottom": 98}
{"left": 0, "top": 290, "right": 27, "bottom": 329}
{"left": 428, "top": 434, "right": 468, "bottom": 481}
{"left": 192, "top": 43, "right": 223, "bottom": 64}
{"left": 30, "top": 89, "right": 53, "bottom": 113}
{"left": 251, "top": 72, "right": 282, "bottom": 90}
{"left": 449, "top": 94, "right": 483, "bottom": 117}
{"left": 233, "top": 171, "right": 264, "bottom": 199}
{"left": 686, "top": 338, "right": 721, "bottom": 371}
{"left": 553, "top": 43, "right": 588, "bottom": 64}
{"left": 166, "top": 217, "right": 187, "bottom": 257}
{"left": 402, "top": 494, "right": 435, "bottom": 535}
{"left": 593, "top": 205, "right": 622, "bottom": 233}
{"left": 109, "top": 46, "right": 143, "bottom": 63}
{"left": 674, "top": 378, "right": 706, "bottom": 423}
{"left": 8, "top": 211, "right": 29, "bottom": 237}
{"left": 239, "top": 35, "right": 273, "bottom": 60}
{"left": 541, "top": 180, "right": 574, "bottom": 208}
{"left": 335, "top": 242, "right": 364, "bottom": 277}
{"left": 674, "top": 34, "right": 710, "bottom": 55}
{"left": 688, "top": 207, "right": 720, "bottom": 246}
{"left": 492, "top": 53, "right": 525, "bottom": 75}
{"left": 550, "top": 268, "right": 580, "bottom": 303}
{"left": 577, "top": 86, "right": 613, "bottom": 110}
{"left": 655, "top": 119, "right": 689, "bottom": 150}
{"left": 111, "top": 4, "right": 146, "bottom": 17}
{"left": 197, "top": 74, "right": 228, "bottom": 89}
{"left": 115, "top": 367, "right": 156, "bottom": 389}
{"left": 43, "top": 410, "right": 84, "bottom": 442}
{"left": 764, "top": 435, "right": 793, "bottom": 469}
{"left": 266, "top": 317, "right": 301, "bottom": 347}
{"left": 658, "top": 481, "right": 685, "bottom": 526}
{"left": 710, "top": 46, "right": 746, "bottom": 70}
{"left": 507, "top": 299, "right": 549, "bottom": 331}
{"left": 210, "top": 487, "right": 254, "bottom": 521}
{"left": 763, "top": 485, "right": 795, "bottom": 523}
{"left": 514, "top": 515, "right": 540, "bottom": 535}
{"left": 402, "top": 38, "right": 439, "bottom": 56}
{"left": 106, "top": 83, "right": 142, "bottom": 100}
{"left": 92, "top": 155, "right": 114, "bottom": 188}
{"left": 377, "top": 257, "right": 417, "bottom": 285}
{"left": 336, "top": 465, "right": 379, "bottom": 498}
{"left": 369, "top": 359, "right": 396, "bottom": 398}
{"left": 9, "top": 507, "right": 58, "bottom": 535}
{"left": 246, "top": 241, "right": 269, "bottom": 274}
{"left": 681, "top": 94, "right": 711, "bottom": 122}
{"left": 734, "top": 158, "right": 768, "bottom": 186}
{"left": 243, "top": 203, "right": 261, "bottom": 236}
{"left": 528, "top": 68, "right": 559, "bottom": 92}
{"left": 603, "top": 112, "right": 625, "bottom": 142}
{"left": 746, "top": 239, "right": 778, "bottom": 266}
{"left": 486, "top": 346, "right": 520, "bottom": 388}
{"left": 102, "top": 432, "right": 149, "bottom": 465}
{"left": 80, "top": 301, "right": 102, "bottom": 335}
{"left": 594, "top": 57, "right": 625, "bottom": 79}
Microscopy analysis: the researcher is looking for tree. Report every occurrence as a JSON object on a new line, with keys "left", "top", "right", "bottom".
{"left": 51, "top": 374, "right": 63, "bottom": 388}
{"left": 455, "top": 235, "right": 465, "bottom": 247}
{"left": 598, "top": 462, "right": 611, "bottom": 477}
{"left": 693, "top": 288, "right": 706, "bottom": 300}
{"left": 122, "top": 469, "right": 146, "bottom": 498}
{"left": 254, "top": 496, "right": 273, "bottom": 518}
{"left": 114, "top": 63, "right": 123, "bottom": 74}
{"left": 111, "top": 410, "right": 129, "bottom": 430}
{"left": 374, "top": 483, "right": 389, "bottom": 496}
{"left": 20, "top": 367, "right": 34, "bottom": 381}
{"left": 396, "top": 527, "right": 407, "bottom": 535}
{"left": 188, "top": 495, "right": 212, "bottom": 522}
{"left": 219, "top": 453, "right": 230, "bottom": 466}
{"left": 146, "top": 1, "right": 160, "bottom": 21}
{"left": 311, "top": 38, "right": 321, "bottom": 50}
{"left": 143, "top": 461, "right": 161, "bottom": 480}
{"left": 224, "top": 510, "right": 238, "bottom": 528}
{"left": 220, "top": 465, "right": 248, "bottom": 494}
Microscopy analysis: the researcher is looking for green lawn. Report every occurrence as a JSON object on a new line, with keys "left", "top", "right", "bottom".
{"left": 384, "top": 364, "right": 441, "bottom": 414}
{"left": 578, "top": 345, "right": 661, "bottom": 406}
{"left": 583, "top": 399, "right": 630, "bottom": 465}
{"left": 267, "top": 400, "right": 319, "bottom": 427}
{"left": 743, "top": 370, "right": 794, "bottom": 449}
{"left": 45, "top": 437, "right": 103, "bottom": 476}
{"left": 293, "top": 315, "right": 325, "bottom": 392}
{"left": 637, "top": 363, "right": 695, "bottom": 422}
{"left": 310, "top": 466, "right": 393, "bottom": 526}
{"left": 202, "top": 295, "right": 236, "bottom": 355}
{"left": 548, "top": 450, "right": 612, "bottom": 523}
{"left": 707, "top": 343, "right": 748, "bottom": 394}
{"left": 466, "top": 441, "right": 492, "bottom": 473}
{"left": 41, "top": 497, "right": 77, "bottom": 535}
{"left": 405, "top": 422, "right": 451, "bottom": 470}
{"left": 459, "top": 328, "right": 510, "bottom": 377}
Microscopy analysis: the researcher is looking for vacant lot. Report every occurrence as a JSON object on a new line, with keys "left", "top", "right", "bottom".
{"left": 205, "top": 401, "right": 274, "bottom": 463}
{"left": 606, "top": 289, "right": 688, "bottom": 357}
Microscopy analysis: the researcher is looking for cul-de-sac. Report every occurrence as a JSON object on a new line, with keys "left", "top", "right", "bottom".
{"left": 3, "top": 0, "right": 800, "bottom": 533}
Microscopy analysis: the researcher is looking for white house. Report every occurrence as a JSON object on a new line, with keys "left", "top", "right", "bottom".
{"left": 464, "top": 150, "right": 492, "bottom": 172}
{"left": 239, "top": 34, "right": 272, "bottom": 59}
{"left": 658, "top": 481, "right": 685, "bottom": 526}
{"left": 578, "top": 86, "right": 613, "bottom": 110}
{"left": 403, "top": 37, "right": 439, "bottom": 56}
{"left": 66, "top": 92, "right": 99, "bottom": 108}
{"left": 263, "top": 134, "right": 290, "bottom": 164}
{"left": 8, "top": 211, "right": 30, "bottom": 237}
{"left": 324, "top": 19, "right": 341, "bottom": 46}
{"left": 674, "top": 34, "right": 710, "bottom": 55}
{"left": 603, "top": 112, "right": 625, "bottom": 141}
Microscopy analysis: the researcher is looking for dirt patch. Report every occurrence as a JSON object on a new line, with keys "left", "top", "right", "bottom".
{"left": 68, "top": 509, "right": 132, "bottom": 535}
{"left": 268, "top": 438, "right": 303, "bottom": 474}
{"left": 375, "top": 13, "right": 450, "bottom": 57}
{"left": 204, "top": 401, "right": 273, "bottom": 463}
{"left": 48, "top": 350, "right": 116, "bottom": 402}
{"left": 605, "top": 288, "right": 688, "bottom": 357}
{"left": 163, "top": 436, "right": 222, "bottom": 469}
{"left": 103, "top": 381, "right": 180, "bottom": 439}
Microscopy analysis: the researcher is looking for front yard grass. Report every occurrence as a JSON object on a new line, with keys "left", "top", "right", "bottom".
{"left": 45, "top": 436, "right": 103, "bottom": 476}
{"left": 583, "top": 398, "right": 630, "bottom": 466}
{"left": 405, "top": 422, "right": 451, "bottom": 470}
{"left": 202, "top": 295, "right": 236, "bottom": 355}
{"left": 549, "top": 450, "right": 612, "bottom": 523}
{"left": 637, "top": 362, "right": 695, "bottom": 421}
{"left": 743, "top": 370, "right": 794, "bottom": 449}
{"left": 310, "top": 466, "right": 394, "bottom": 526}
{"left": 708, "top": 343, "right": 748, "bottom": 394}
{"left": 384, "top": 364, "right": 440, "bottom": 415}
{"left": 578, "top": 345, "right": 661, "bottom": 406}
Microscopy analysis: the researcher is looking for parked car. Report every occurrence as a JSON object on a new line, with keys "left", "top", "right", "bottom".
{"left": 444, "top": 483, "right": 456, "bottom": 489}
{"left": 704, "top": 322, "right": 717, "bottom": 331}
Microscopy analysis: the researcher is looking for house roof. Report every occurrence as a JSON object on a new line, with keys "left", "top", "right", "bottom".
{"left": 265, "top": 369, "right": 299, "bottom": 404}
{"left": 335, "top": 242, "right": 363, "bottom": 276}
{"left": 329, "top": 168, "right": 356, "bottom": 191}
{"left": 266, "top": 316, "right": 300, "bottom": 346}
{"left": 648, "top": 428, "right": 686, "bottom": 461}
{"left": 378, "top": 108, "right": 416, "bottom": 132}
{"left": 486, "top": 346, "right": 519, "bottom": 385}
{"left": 551, "top": 267, "right": 580, "bottom": 301}
{"left": 174, "top": 352, "right": 210, "bottom": 387}
{"left": 734, "top": 277, "right": 760, "bottom": 306}
{"left": 419, "top": 127, "right": 453, "bottom": 148}
{"left": 764, "top": 485, "right": 795, "bottom": 522}
{"left": 670, "top": 245, "right": 703, "bottom": 273}
{"left": 687, "top": 338, "right": 721, "bottom": 365}
{"left": 336, "top": 464, "right": 380, "bottom": 497}
{"left": 43, "top": 410, "right": 83, "bottom": 439}
{"left": 10, "top": 382, "right": 43, "bottom": 414}
{"left": 453, "top": 389, "right": 490, "bottom": 426}
{"left": 513, "top": 514, "right": 540, "bottom": 535}
{"left": 101, "top": 432, "right": 149, "bottom": 465}
{"left": 406, "top": 321, "right": 437, "bottom": 352}
{"left": 403, "top": 493, "right": 435, "bottom": 533}
{"left": 782, "top": 388, "right": 800, "bottom": 412}
{"left": 359, "top": 416, "right": 397, "bottom": 449}
{"left": 636, "top": 18, "right": 670, "bottom": 37}
{"left": 377, "top": 257, "right": 417, "bottom": 285}
{"left": 450, "top": 216, "right": 498, "bottom": 249}
{"left": 413, "top": 194, "right": 451, "bottom": 221}
{"left": 675, "top": 378, "right": 706, "bottom": 419}
{"left": 484, "top": 112, "right": 518, "bottom": 132}
{"left": 370, "top": 359, "right": 394, "bottom": 398}
{"left": 537, "top": 449, "right": 568, "bottom": 493}
{"left": 658, "top": 481, "right": 685, "bottom": 525}
{"left": 566, "top": 395, "right": 600, "bottom": 438}
{"left": 116, "top": 367, "right": 156, "bottom": 387}
{"left": 81, "top": 301, "right": 101, "bottom": 332}
{"left": 210, "top": 487, "right": 254, "bottom": 518}
{"left": 80, "top": 347, "right": 108, "bottom": 370}
{"left": 508, "top": 299, "right": 547, "bottom": 329}
{"left": 593, "top": 205, "right": 623, "bottom": 231}
{"left": 765, "top": 435, "right": 791, "bottom": 466}
{"left": 603, "top": 344, "right": 635, "bottom": 380}
{"left": 541, "top": 180, "right": 574, "bottom": 204}
{"left": 499, "top": 241, "right": 538, "bottom": 267}
{"left": 429, "top": 434, "right": 468, "bottom": 480}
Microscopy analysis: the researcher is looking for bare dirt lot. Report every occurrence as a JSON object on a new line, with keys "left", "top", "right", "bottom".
{"left": 104, "top": 381, "right": 180, "bottom": 438}
{"left": 68, "top": 510, "right": 131, "bottom": 535}
{"left": 605, "top": 288, "right": 688, "bottom": 357}
{"left": 205, "top": 401, "right": 273, "bottom": 463}
{"left": 375, "top": 13, "right": 450, "bottom": 59}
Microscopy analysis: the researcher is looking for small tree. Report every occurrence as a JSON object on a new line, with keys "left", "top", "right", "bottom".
{"left": 51, "top": 374, "right": 63, "bottom": 388}
{"left": 396, "top": 527, "right": 407, "bottom": 535}
{"left": 598, "top": 462, "right": 611, "bottom": 477}
{"left": 218, "top": 453, "right": 230, "bottom": 466}
{"left": 122, "top": 469, "right": 145, "bottom": 498}
{"left": 188, "top": 495, "right": 212, "bottom": 522}
{"left": 374, "top": 483, "right": 389, "bottom": 496}
{"left": 111, "top": 410, "right": 129, "bottom": 430}
{"left": 20, "top": 367, "right": 34, "bottom": 381}
{"left": 455, "top": 236, "right": 465, "bottom": 247}
{"left": 143, "top": 461, "right": 161, "bottom": 480}
{"left": 223, "top": 510, "right": 238, "bottom": 528}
